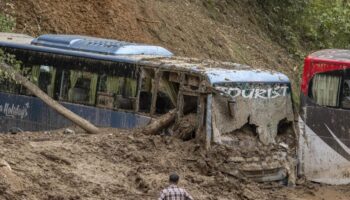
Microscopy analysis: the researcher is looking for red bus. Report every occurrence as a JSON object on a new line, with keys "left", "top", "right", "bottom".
{"left": 299, "top": 49, "right": 350, "bottom": 184}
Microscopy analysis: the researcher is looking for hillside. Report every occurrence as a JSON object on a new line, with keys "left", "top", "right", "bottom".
{"left": 3, "top": 0, "right": 299, "bottom": 84}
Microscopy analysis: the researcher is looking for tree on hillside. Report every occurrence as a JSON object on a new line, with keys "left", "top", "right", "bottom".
{"left": 256, "top": 0, "right": 350, "bottom": 54}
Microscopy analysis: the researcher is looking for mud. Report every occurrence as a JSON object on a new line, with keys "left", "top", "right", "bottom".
{"left": 0, "top": 128, "right": 347, "bottom": 200}
{"left": 0, "top": 128, "right": 255, "bottom": 199}
{"left": 170, "top": 113, "right": 197, "bottom": 141}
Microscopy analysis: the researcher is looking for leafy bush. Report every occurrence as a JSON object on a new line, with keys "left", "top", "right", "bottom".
{"left": 256, "top": 0, "right": 350, "bottom": 54}
{"left": 0, "top": 49, "right": 22, "bottom": 81}
{"left": 0, "top": 13, "right": 17, "bottom": 79}
{"left": 0, "top": 13, "right": 15, "bottom": 32}
{"left": 301, "top": 1, "right": 350, "bottom": 49}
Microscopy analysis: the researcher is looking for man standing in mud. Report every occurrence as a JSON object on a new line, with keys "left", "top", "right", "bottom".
{"left": 158, "top": 173, "right": 193, "bottom": 200}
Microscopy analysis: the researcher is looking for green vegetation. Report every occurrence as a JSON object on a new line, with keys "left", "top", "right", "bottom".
{"left": 0, "top": 49, "right": 22, "bottom": 81}
{"left": 0, "top": 13, "right": 17, "bottom": 78}
{"left": 0, "top": 13, "right": 15, "bottom": 32}
{"left": 257, "top": 0, "right": 350, "bottom": 57}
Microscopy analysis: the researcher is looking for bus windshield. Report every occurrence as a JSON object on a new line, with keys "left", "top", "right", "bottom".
{"left": 212, "top": 81, "right": 293, "bottom": 145}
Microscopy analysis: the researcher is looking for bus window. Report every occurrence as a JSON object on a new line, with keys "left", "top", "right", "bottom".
{"left": 124, "top": 78, "right": 137, "bottom": 98}
{"left": 0, "top": 66, "right": 36, "bottom": 95}
{"left": 59, "top": 70, "right": 98, "bottom": 105}
{"left": 58, "top": 70, "right": 69, "bottom": 101}
{"left": 115, "top": 77, "right": 137, "bottom": 110}
{"left": 310, "top": 73, "right": 341, "bottom": 107}
{"left": 156, "top": 72, "right": 178, "bottom": 114}
{"left": 139, "top": 69, "right": 177, "bottom": 114}
{"left": 96, "top": 74, "right": 137, "bottom": 110}
{"left": 97, "top": 74, "right": 126, "bottom": 109}
{"left": 0, "top": 78, "right": 19, "bottom": 94}
{"left": 38, "top": 66, "right": 56, "bottom": 97}
{"left": 96, "top": 75, "right": 116, "bottom": 109}
{"left": 19, "top": 65, "right": 57, "bottom": 97}
{"left": 139, "top": 69, "right": 153, "bottom": 113}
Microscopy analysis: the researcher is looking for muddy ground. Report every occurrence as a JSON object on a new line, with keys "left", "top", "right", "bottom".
{"left": 0, "top": 128, "right": 348, "bottom": 200}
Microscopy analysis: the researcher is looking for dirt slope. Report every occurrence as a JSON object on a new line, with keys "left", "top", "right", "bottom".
{"left": 3, "top": 0, "right": 299, "bottom": 84}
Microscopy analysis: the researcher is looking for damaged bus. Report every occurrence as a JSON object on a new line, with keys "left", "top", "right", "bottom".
{"left": 0, "top": 33, "right": 295, "bottom": 182}
{"left": 299, "top": 49, "right": 350, "bottom": 185}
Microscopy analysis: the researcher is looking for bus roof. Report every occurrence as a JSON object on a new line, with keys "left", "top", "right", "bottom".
{"left": 308, "top": 49, "right": 350, "bottom": 63}
{"left": 0, "top": 33, "right": 290, "bottom": 84}
{"left": 301, "top": 49, "right": 350, "bottom": 95}
{"left": 31, "top": 34, "right": 174, "bottom": 57}
{"left": 0, "top": 32, "right": 33, "bottom": 45}
{"left": 139, "top": 57, "right": 290, "bottom": 84}
{"left": 205, "top": 69, "right": 289, "bottom": 84}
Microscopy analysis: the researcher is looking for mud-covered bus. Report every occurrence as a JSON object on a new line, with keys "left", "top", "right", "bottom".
{"left": 0, "top": 33, "right": 295, "bottom": 182}
{"left": 299, "top": 49, "right": 350, "bottom": 184}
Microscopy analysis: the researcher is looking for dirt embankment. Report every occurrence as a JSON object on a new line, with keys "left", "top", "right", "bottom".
{"left": 2, "top": 0, "right": 299, "bottom": 84}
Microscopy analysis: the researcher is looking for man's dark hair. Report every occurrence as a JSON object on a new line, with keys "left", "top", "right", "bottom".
{"left": 169, "top": 173, "right": 179, "bottom": 183}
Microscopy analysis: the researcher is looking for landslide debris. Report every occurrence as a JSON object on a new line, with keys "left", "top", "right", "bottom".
{"left": 0, "top": 128, "right": 290, "bottom": 200}
{"left": 0, "top": 128, "right": 348, "bottom": 200}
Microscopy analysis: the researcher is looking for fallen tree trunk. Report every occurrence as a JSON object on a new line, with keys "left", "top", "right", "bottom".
{"left": 142, "top": 109, "right": 176, "bottom": 135}
{"left": 0, "top": 62, "right": 100, "bottom": 134}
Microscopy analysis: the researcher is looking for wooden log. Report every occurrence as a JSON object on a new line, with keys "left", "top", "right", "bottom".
{"left": 142, "top": 109, "right": 176, "bottom": 135}
{"left": 0, "top": 62, "right": 100, "bottom": 134}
